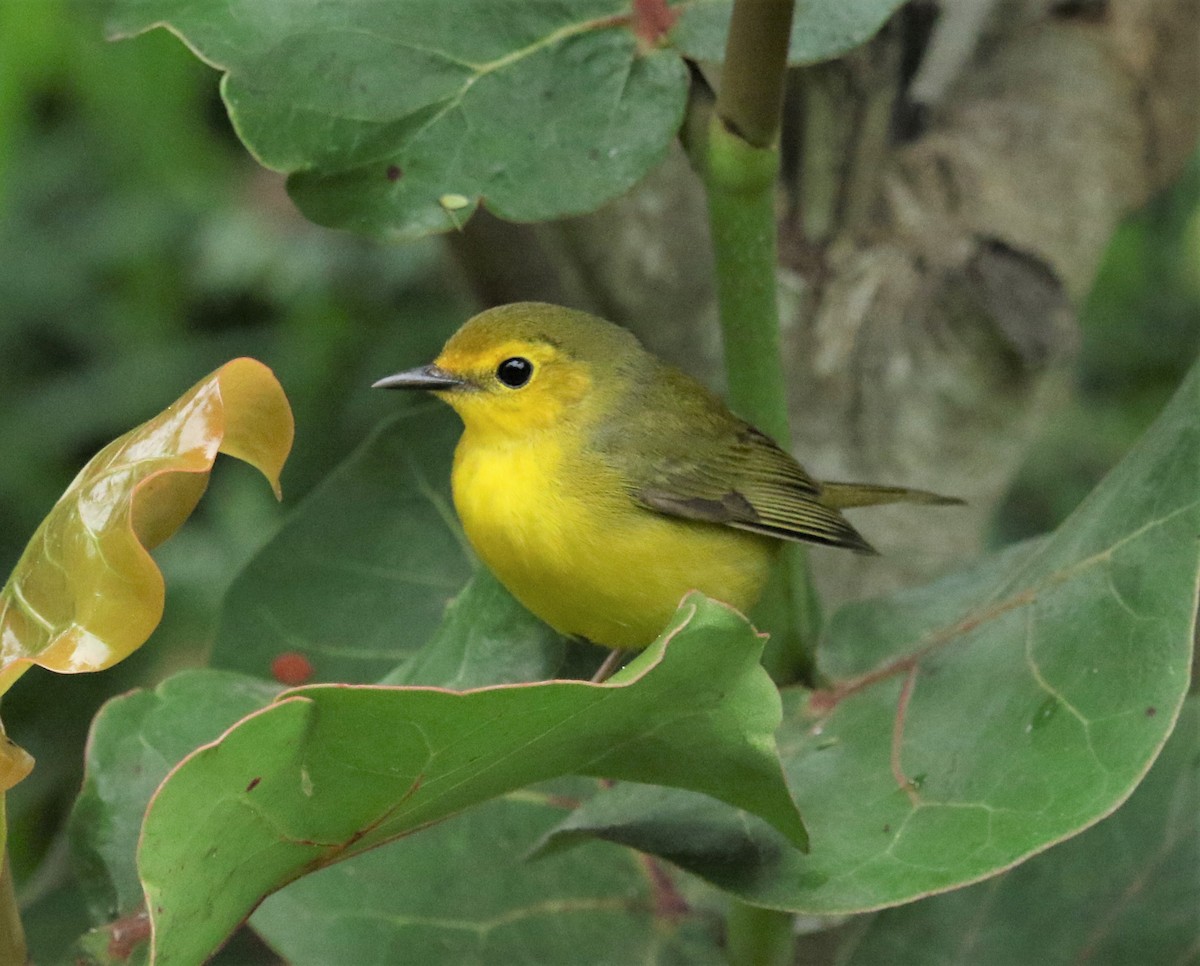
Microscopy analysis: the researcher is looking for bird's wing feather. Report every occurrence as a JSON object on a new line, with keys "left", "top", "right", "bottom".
{"left": 633, "top": 425, "right": 876, "bottom": 553}
{"left": 594, "top": 371, "right": 875, "bottom": 554}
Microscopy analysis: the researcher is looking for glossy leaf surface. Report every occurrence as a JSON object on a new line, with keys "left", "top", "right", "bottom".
{"left": 0, "top": 358, "right": 291, "bottom": 789}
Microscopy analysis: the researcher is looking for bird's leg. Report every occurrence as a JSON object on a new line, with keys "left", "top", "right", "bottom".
{"left": 590, "top": 647, "right": 625, "bottom": 683}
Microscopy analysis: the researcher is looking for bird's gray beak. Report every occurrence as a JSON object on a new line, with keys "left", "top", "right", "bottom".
{"left": 372, "top": 364, "right": 466, "bottom": 391}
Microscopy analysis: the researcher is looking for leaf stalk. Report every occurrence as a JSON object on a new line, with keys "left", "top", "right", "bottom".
{"left": 696, "top": 2, "right": 807, "bottom": 957}
{"left": 695, "top": 0, "right": 818, "bottom": 688}
{"left": 0, "top": 840, "right": 26, "bottom": 966}
{"left": 726, "top": 901, "right": 795, "bottom": 966}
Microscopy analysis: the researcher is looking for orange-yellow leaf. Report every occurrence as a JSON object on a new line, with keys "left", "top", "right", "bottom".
{"left": 0, "top": 723, "right": 34, "bottom": 793}
{"left": 0, "top": 358, "right": 293, "bottom": 702}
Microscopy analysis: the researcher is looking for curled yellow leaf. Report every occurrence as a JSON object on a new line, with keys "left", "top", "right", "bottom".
{"left": 0, "top": 723, "right": 34, "bottom": 792}
{"left": 0, "top": 358, "right": 294, "bottom": 700}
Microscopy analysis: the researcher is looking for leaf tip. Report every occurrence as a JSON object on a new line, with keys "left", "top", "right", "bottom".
{"left": 214, "top": 357, "right": 295, "bottom": 499}
{"left": 0, "top": 734, "right": 34, "bottom": 792}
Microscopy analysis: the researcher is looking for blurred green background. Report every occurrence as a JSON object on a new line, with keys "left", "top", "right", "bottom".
{"left": 0, "top": 2, "right": 1196, "bottom": 961}
{"left": 0, "top": 3, "right": 473, "bottom": 958}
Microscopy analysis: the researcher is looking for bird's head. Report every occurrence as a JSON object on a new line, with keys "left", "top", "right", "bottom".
{"left": 373, "top": 302, "right": 647, "bottom": 438}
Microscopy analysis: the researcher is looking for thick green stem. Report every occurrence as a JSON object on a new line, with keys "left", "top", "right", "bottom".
{"left": 699, "top": 2, "right": 809, "bottom": 959}
{"left": 717, "top": 0, "right": 794, "bottom": 149}
{"left": 726, "top": 902, "right": 795, "bottom": 966}
{"left": 698, "top": 0, "right": 819, "bottom": 683}
{"left": 705, "top": 0, "right": 793, "bottom": 440}
{"left": 704, "top": 121, "right": 791, "bottom": 442}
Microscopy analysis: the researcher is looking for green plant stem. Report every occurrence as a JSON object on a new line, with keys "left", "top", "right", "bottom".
{"left": 0, "top": 842, "right": 26, "bottom": 966}
{"left": 717, "top": 0, "right": 794, "bottom": 150}
{"left": 704, "top": 122, "right": 791, "bottom": 443}
{"left": 699, "top": 3, "right": 807, "bottom": 959}
{"left": 698, "top": 0, "right": 819, "bottom": 684}
{"left": 726, "top": 901, "right": 795, "bottom": 966}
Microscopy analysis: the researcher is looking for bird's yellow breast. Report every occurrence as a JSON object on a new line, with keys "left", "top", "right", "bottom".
{"left": 451, "top": 428, "right": 775, "bottom": 649}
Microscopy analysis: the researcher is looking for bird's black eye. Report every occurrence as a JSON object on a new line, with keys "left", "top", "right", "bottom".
{"left": 496, "top": 357, "right": 533, "bottom": 388}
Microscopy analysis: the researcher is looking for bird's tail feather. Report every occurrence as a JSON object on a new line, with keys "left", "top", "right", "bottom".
{"left": 818, "top": 482, "right": 965, "bottom": 511}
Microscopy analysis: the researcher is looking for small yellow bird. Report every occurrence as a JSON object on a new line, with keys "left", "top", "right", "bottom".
{"left": 375, "top": 303, "right": 959, "bottom": 652}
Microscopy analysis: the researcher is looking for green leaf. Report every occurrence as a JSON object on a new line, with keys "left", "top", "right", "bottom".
{"left": 845, "top": 698, "right": 1200, "bottom": 964}
{"left": 671, "top": 0, "right": 909, "bottom": 66}
{"left": 68, "top": 671, "right": 282, "bottom": 922}
{"left": 140, "top": 595, "right": 805, "bottom": 965}
{"left": 251, "top": 785, "right": 724, "bottom": 965}
{"left": 65, "top": 570, "right": 559, "bottom": 956}
{"left": 21, "top": 879, "right": 93, "bottom": 966}
{"left": 212, "top": 404, "right": 472, "bottom": 683}
{"left": 105, "top": 0, "right": 688, "bottom": 240}
{"left": 540, "top": 360, "right": 1200, "bottom": 913}
{"left": 381, "top": 568, "right": 566, "bottom": 688}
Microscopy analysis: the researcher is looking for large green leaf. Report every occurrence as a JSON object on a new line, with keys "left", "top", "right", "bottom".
{"left": 212, "top": 404, "right": 472, "bottom": 683}
{"left": 68, "top": 671, "right": 282, "bottom": 923}
{"left": 380, "top": 568, "right": 567, "bottom": 688}
{"left": 68, "top": 567, "right": 571, "bottom": 958}
{"left": 103, "top": 0, "right": 910, "bottom": 241}
{"left": 541, "top": 359, "right": 1200, "bottom": 912}
{"left": 251, "top": 783, "right": 724, "bottom": 965}
{"left": 105, "top": 0, "right": 689, "bottom": 240}
{"left": 846, "top": 698, "right": 1200, "bottom": 964}
{"left": 139, "top": 595, "right": 804, "bottom": 965}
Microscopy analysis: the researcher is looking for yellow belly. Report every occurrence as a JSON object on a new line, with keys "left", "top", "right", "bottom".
{"left": 451, "top": 431, "right": 775, "bottom": 649}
